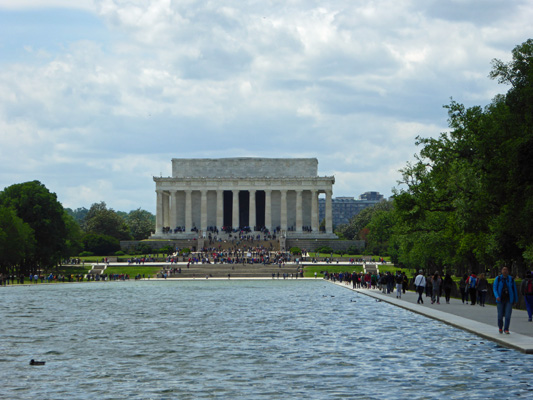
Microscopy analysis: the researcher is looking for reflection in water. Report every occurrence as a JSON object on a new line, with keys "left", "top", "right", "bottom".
{"left": 0, "top": 280, "right": 531, "bottom": 399}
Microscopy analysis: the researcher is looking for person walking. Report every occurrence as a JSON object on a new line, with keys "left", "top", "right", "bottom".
{"left": 395, "top": 271, "right": 403, "bottom": 298}
{"left": 467, "top": 273, "right": 477, "bottom": 305}
{"left": 443, "top": 273, "right": 454, "bottom": 304}
{"left": 520, "top": 271, "right": 533, "bottom": 322}
{"left": 414, "top": 270, "right": 426, "bottom": 304}
{"left": 493, "top": 266, "right": 518, "bottom": 334}
{"left": 431, "top": 272, "right": 442, "bottom": 304}
{"left": 459, "top": 274, "right": 469, "bottom": 304}
{"left": 425, "top": 274, "right": 433, "bottom": 299}
{"left": 476, "top": 273, "right": 488, "bottom": 307}
{"left": 364, "top": 272, "right": 371, "bottom": 289}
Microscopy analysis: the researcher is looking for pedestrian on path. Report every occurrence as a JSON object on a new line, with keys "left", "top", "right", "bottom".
{"left": 459, "top": 274, "right": 469, "bottom": 304}
{"left": 443, "top": 273, "right": 454, "bottom": 304}
{"left": 520, "top": 271, "right": 533, "bottom": 322}
{"left": 493, "top": 266, "right": 518, "bottom": 334}
{"left": 395, "top": 271, "right": 403, "bottom": 298}
{"left": 467, "top": 273, "right": 477, "bottom": 305}
{"left": 431, "top": 272, "right": 442, "bottom": 304}
{"left": 414, "top": 270, "right": 426, "bottom": 304}
{"left": 476, "top": 273, "right": 488, "bottom": 307}
{"left": 425, "top": 274, "right": 433, "bottom": 299}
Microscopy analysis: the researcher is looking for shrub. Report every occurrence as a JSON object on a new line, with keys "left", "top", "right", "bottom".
{"left": 115, "top": 250, "right": 125, "bottom": 256}
{"left": 82, "top": 233, "right": 120, "bottom": 256}
{"left": 79, "top": 251, "right": 94, "bottom": 257}
{"left": 159, "top": 245, "right": 175, "bottom": 255}
{"left": 346, "top": 245, "right": 362, "bottom": 255}
{"left": 135, "top": 243, "right": 153, "bottom": 255}
{"left": 179, "top": 248, "right": 190, "bottom": 255}
{"left": 315, "top": 246, "right": 334, "bottom": 254}
{"left": 289, "top": 247, "right": 301, "bottom": 255}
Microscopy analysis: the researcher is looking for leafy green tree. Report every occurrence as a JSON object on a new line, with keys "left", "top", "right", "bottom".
{"left": 392, "top": 39, "right": 533, "bottom": 277}
{"left": 63, "top": 211, "right": 84, "bottom": 257}
{"left": 0, "top": 206, "right": 35, "bottom": 275}
{"left": 65, "top": 207, "right": 89, "bottom": 225}
{"left": 82, "top": 233, "right": 120, "bottom": 256}
{"left": 336, "top": 201, "right": 393, "bottom": 241}
{"left": 126, "top": 208, "right": 155, "bottom": 240}
{"left": 364, "top": 205, "right": 396, "bottom": 256}
{"left": 84, "top": 202, "right": 132, "bottom": 240}
{"left": 0, "top": 181, "right": 69, "bottom": 271}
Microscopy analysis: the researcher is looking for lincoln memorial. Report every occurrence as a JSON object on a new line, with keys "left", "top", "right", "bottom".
{"left": 151, "top": 158, "right": 336, "bottom": 239}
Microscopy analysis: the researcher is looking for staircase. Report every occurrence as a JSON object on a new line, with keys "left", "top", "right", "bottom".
{"left": 164, "top": 262, "right": 301, "bottom": 279}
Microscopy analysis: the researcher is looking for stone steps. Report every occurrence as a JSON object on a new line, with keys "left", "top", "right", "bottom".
{"left": 88, "top": 265, "right": 107, "bottom": 275}
{"left": 163, "top": 263, "right": 302, "bottom": 278}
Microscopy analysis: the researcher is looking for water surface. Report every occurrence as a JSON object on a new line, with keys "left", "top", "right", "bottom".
{"left": 0, "top": 280, "right": 531, "bottom": 399}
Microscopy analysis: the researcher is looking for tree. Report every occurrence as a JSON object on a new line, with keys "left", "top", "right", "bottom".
{"left": 126, "top": 208, "right": 155, "bottom": 240}
{"left": 84, "top": 202, "right": 132, "bottom": 240}
{"left": 365, "top": 205, "right": 396, "bottom": 256}
{"left": 0, "top": 206, "right": 35, "bottom": 275}
{"left": 82, "top": 233, "right": 120, "bottom": 256}
{"left": 65, "top": 207, "right": 89, "bottom": 225}
{"left": 63, "top": 211, "right": 84, "bottom": 258}
{"left": 0, "top": 181, "right": 69, "bottom": 271}
{"left": 336, "top": 201, "right": 393, "bottom": 241}
{"left": 391, "top": 39, "right": 533, "bottom": 277}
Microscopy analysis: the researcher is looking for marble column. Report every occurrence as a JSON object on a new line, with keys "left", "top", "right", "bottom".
{"left": 296, "top": 190, "right": 303, "bottom": 232}
{"left": 280, "top": 189, "right": 287, "bottom": 231}
{"left": 249, "top": 190, "right": 256, "bottom": 230}
{"left": 185, "top": 190, "right": 192, "bottom": 232}
{"left": 155, "top": 190, "right": 164, "bottom": 234}
{"left": 232, "top": 189, "right": 239, "bottom": 228}
{"left": 162, "top": 191, "right": 170, "bottom": 228}
{"left": 311, "top": 190, "right": 318, "bottom": 232}
{"left": 216, "top": 190, "right": 223, "bottom": 230}
{"left": 325, "top": 189, "right": 333, "bottom": 234}
{"left": 265, "top": 189, "right": 272, "bottom": 231}
{"left": 201, "top": 190, "right": 208, "bottom": 233}
{"left": 170, "top": 190, "right": 178, "bottom": 230}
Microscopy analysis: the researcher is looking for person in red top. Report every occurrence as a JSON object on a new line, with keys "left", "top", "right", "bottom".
{"left": 364, "top": 273, "right": 371, "bottom": 289}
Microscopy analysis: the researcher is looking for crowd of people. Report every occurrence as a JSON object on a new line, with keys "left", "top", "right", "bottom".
{"left": 323, "top": 267, "right": 533, "bottom": 334}
{"left": 324, "top": 270, "right": 410, "bottom": 298}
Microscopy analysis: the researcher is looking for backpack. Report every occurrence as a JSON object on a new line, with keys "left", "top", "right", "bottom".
{"left": 501, "top": 278, "right": 510, "bottom": 302}
{"left": 469, "top": 277, "right": 476, "bottom": 288}
{"left": 525, "top": 279, "right": 533, "bottom": 296}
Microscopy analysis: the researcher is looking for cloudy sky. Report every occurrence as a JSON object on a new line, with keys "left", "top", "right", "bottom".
{"left": 0, "top": 0, "right": 531, "bottom": 213}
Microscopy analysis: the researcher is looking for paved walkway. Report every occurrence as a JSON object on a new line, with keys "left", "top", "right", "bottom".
{"left": 330, "top": 281, "right": 533, "bottom": 354}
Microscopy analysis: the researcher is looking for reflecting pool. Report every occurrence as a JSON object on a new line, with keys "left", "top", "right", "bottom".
{"left": 0, "top": 280, "right": 531, "bottom": 399}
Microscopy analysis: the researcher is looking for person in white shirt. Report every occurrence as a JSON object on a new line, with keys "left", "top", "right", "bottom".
{"left": 414, "top": 270, "right": 427, "bottom": 304}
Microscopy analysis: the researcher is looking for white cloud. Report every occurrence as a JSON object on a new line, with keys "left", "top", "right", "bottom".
{"left": 0, "top": 0, "right": 531, "bottom": 212}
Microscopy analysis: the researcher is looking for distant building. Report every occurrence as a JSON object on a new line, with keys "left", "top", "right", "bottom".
{"left": 152, "top": 157, "right": 336, "bottom": 238}
{"left": 319, "top": 192, "right": 384, "bottom": 228}
{"left": 358, "top": 191, "right": 384, "bottom": 201}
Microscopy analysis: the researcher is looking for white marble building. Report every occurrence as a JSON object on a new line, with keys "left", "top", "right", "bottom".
{"left": 151, "top": 158, "right": 335, "bottom": 238}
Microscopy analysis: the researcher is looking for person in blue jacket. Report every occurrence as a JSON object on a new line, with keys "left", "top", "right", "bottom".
{"left": 493, "top": 266, "right": 518, "bottom": 334}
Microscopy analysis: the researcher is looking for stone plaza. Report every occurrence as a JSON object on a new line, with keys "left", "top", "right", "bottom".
{"left": 151, "top": 158, "right": 337, "bottom": 239}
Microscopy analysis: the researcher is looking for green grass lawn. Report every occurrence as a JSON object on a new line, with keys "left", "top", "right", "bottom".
{"left": 77, "top": 254, "right": 170, "bottom": 263}
{"left": 305, "top": 253, "right": 393, "bottom": 262}
{"left": 303, "top": 264, "right": 363, "bottom": 277}
{"left": 7, "top": 265, "right": 162, "bottom": 285}
{"left": 56, "top": 266, "right": 91, "bottom": 276}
